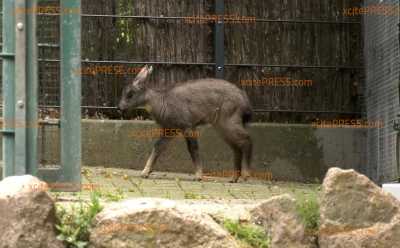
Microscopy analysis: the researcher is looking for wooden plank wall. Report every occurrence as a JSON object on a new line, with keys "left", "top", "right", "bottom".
{"left": 2, "top": 0, "right": 364, "bottom": 122}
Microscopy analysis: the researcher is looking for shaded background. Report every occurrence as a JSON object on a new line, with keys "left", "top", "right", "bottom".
{"left": 1, "top": 0, "right": 364, "bottom": 123}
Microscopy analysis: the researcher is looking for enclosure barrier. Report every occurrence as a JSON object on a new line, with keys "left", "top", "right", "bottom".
{"left": 0, "top": 0, "right": 82, "bottom": 191}
{"left": 0, "top": 0, "right": 375, "bottom": 185}
{"left": 33, "top": 0, "right": 364, "bottom": 118}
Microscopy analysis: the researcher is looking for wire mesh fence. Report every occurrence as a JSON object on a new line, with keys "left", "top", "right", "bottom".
{"left": 1, "top": 0, "right": 366, "bottom": 123}
{"left": 363, "top": 0, "right": 400, "bottom": 183}
{"left": 0, "top": 0, "right": 373, "bottom": 173}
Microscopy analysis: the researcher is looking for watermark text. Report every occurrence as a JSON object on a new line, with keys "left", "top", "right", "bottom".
{"left": 241, "top": 77, "right": 313, "bottom": 87}
{"left": 130, "top": 128, "right": 200, "bottom": 139}
{"left": 184, "top": 14, "right": 256, "bottom": 24}
{"left": 73, "top": 65, "right": 142, "bottom": 76}
{"left": 312, "top": 119, "right": 384, "bottom": 129}
{"left": 343, "top": 4, "right": 399, "bottom": 16}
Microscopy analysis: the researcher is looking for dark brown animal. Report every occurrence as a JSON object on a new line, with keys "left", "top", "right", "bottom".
{"left": 118, "top": 65, "right": 253, "bottom": 182}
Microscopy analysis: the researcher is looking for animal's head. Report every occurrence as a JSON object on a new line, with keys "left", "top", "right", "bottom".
{"left": 118, "top": 65, "right": 153, "bottom": 111}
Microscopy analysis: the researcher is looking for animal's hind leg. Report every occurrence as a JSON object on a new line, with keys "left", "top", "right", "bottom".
{"left": 241, "top": 135, "right": 252, "bottom": 180}
{"left": 141, "top": 136, "right": 173, "bottom": 178}
{"left": 229, "top": 145, "right": 242, "bottom": 183}
{"left": 185, "top": 131, "right": 203, "bottom": 181}
{"left": 216, "top": 120, "right": 252, "bottom": 182}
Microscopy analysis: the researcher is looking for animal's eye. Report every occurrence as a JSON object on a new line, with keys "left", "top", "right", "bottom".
{"left": 127, "top": 92, "right": 133, "bottom": 99}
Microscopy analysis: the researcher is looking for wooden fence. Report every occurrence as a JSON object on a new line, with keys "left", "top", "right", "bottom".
{"left": 1, "top": 0, "right": 364, "bottom": 123}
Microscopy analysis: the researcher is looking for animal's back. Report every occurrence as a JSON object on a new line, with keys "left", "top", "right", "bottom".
{"left": 161, "top": 78, "right": 252, "bottom": 127}
{"left": 172, "top": 78, "right": 250, "bottom": 105}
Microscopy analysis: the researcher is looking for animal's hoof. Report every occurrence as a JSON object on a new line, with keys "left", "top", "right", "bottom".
{"left": 241, "top": 176, "right": 250, "bottom": 182}
{"left": 242, "top": 171, "right": 251, "bottom": 179}
{"left": 195, "top": 171, "right": 203, "bottom": 181}
{"left": 140, "top": 171, "right": 151, "bottom": 178}
{"left": 229, "top": 178, "right": 239, "bottom": 183}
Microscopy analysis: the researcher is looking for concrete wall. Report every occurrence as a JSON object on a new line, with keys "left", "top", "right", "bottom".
{"left": 1, "top": 120, "right": 367, "bottom": 183}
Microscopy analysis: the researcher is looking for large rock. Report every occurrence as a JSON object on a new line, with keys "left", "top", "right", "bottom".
{"left": 319, "top": 167, "right": 400, "bottom": 248}
{"left": 0, "top": 175, "right": 65, "bottom": 248}
{"left": 89, "top": 198, "right": 240, "bottom": 248}
{"left": 249, "top": 194, "right": 316, "bottom": 248}
{"left": 179, "top": 199, "right": 255, "bottom": 223}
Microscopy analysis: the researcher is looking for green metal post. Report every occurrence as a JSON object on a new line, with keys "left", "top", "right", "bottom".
{"left": 1, "top": 0, "right": 16, "bottom": 177}
{"left": 14, "top": 0, "right": 28, "bottom": 175}
{"left": 60, "top": 0, "right": 81, "bottom": 189}
{"left": 26, "top": 0, "right": 38, "bottom": 175}
{"left": 1, "top": 0, "right": 38, "bottom": 178}
{"left": 214, "top": 0, "right": 225, "bottom": 78}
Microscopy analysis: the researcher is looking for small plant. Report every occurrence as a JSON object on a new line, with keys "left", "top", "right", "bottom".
{"left": 227, "top": 188, "right": 239, "bottom": 199}
{"left": 296, "top": 194, "right": 320, "bottom": 234}
{"left": 175, "top": 178, "right": 184, "bottom": 191}
{"left": 128, "top": 177, "right": 145, "bottom": 196}
{"left": 55, "top": 191, "right": 103, "bottom": 248}
{"left": 99, "top": 188, "right": 126, "bottom": 202}
{"left": 164, "top": 190, "right": 172, "bottom": 199}
{"left": 250, "top": 191, "right": 257, "bottom": 199}
{"left": 184, "top": 192, "right": 205, "bottom": 199}
{"left": 223, "top": 219, "right": 270, "bottom": 248}
{"left": 174, "top": 178, "right": 206, "bottom": 199}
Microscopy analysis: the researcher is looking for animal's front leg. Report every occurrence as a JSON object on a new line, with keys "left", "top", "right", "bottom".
{"left": 141, "top": 136, "right": 173, "bottom": 178}
{"left": 185, "top": 132, "right": 203, "bottom": 181}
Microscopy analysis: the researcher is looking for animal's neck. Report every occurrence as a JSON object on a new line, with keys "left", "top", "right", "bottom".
{"left": 145, "top": 89, "right": 168, "bottom": 118}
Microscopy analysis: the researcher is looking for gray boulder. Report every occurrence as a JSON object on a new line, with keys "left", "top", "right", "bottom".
{"left": 0, "top": 175, "right": 65, "bottom": 248}
{"left": 319, "top": 167, "right": 400, "bottom": 248}
{"left": 89, "top": 198, "right": 239, "bottom": 248}
{"left": 249, "top": 194, "right": 316, "bottom": 248}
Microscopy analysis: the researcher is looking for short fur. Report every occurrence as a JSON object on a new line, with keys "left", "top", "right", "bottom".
{"left": 119, "top": 65, "right": 253, "bottom": 182}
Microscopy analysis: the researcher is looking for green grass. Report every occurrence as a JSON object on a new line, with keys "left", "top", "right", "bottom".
{"left": 223, "top": 219, "right": 270, "bottom": 248}
{"left": 183, "top": 192, "right": 206, "bottom": 199}
{"left": 295, "top": 193, "right": 320, "bottom": 235}
{"left": 97, "top": 187, "right": 126, "bottom": 202}
{"left": 55, "top": 191, "right": 103, "bottom": 248}
{"left": 52, "top": 167, "right": 321, "bottom": 247}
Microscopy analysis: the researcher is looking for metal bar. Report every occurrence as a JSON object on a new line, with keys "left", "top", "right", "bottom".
{"left": 396, "top": 3, "right": 400, "bottom": 182}
{"left": 35, "top": 59, "right": 364, "bottom": 69}
{"left": 252, "top": 18, "right": 360, "bottom": 25}
{"left": 2, "top": 105, "right": 362, "bottom": 115}
{"left": 214, "top": 0, "right": 224, "bottom": 78}
{"left": 2, "top": 9, "right": 360, "bottom": 25}
{"left": 37, "top": 13, "right": 362, "bottom": 25}
{"left": 37, "top": 59, "right": 215, "bottom": 66}
{"left": 0, "top": 43, "right": 59, "bottom": 48}
{"left": 26, "top": 0, "right": 38, "bottom": 175}
{"left": 252, "top": 109, "right": 363, "bottom": 114}
{"left": 225, "top": 63, "right": 364, "bottom": 69}
{"left": 1, "top": 0, "right": 16, "bottom": 178}
{"left": 14, "top": 0, "right": 27, "bottom": 175}
{"left": 60, "top": 0, "right": 81, "bottom": 186}
{"left": 0, "top": 118, "right": 59, "bottom": 125}
{"left": 1, "top": 130, "right": 15, "bottom": 135}
{"left": 0, "top": 52, "right": 15, "bottom": 57}
{"left": 80, "top": 14, "right": 188, "bottom": 20}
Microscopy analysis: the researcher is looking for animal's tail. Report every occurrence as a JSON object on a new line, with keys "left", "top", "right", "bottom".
{"left": 242, "top": 108, "right": 253, "bottom": 126}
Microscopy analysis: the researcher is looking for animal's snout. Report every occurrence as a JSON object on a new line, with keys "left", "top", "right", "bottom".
{"left": 117, "top": 102, "right": 127, "bottom": 113}
{"left": 116, "top": 107, "right": 123, "bottom": 115}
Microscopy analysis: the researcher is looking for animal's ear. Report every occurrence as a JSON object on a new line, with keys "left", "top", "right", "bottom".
{"left": 133, "top": 65, "right": 153, "bottom": 88}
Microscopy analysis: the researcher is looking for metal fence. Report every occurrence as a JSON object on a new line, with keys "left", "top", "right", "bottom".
{"left": 0, "top": 0, "right": 374, "bottom": 173}
{"left": 0, "top": 0, "right": 366, "bottom": 123}
{"left": 363, "top": 0, "right": 400, "bottom": 183}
